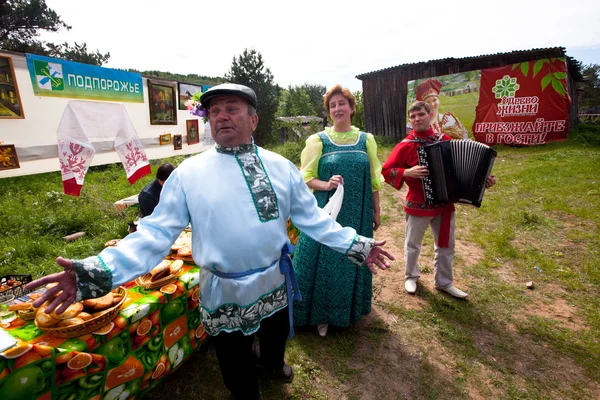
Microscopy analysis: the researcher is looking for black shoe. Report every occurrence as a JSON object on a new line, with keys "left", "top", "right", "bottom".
{"left": 253, "top": 342, "right": 261, "bottom": 364}
{"left": 272, "top": 363, "right": 294, "bottom": 383}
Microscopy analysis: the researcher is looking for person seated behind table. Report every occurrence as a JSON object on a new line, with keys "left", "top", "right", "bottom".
{"left": 138, "top": 163, "right": 176, "bottom": 218}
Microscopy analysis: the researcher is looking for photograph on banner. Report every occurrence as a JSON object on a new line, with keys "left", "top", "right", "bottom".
{"left": 473, "top": 58, "right": 571, "bottom": 146}
{"left": 0, "top": 56, "right": 25, "bottom": 118}
{"left": 407, "top": 71, "right": 480, "bottom": 140}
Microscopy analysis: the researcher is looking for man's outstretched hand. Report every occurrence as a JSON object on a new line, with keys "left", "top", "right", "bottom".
{"left": 24, "top": 257, "right": 77, "bottom": 315}
{"left": 365, "top": 240, "right": 394, "bottom": 275}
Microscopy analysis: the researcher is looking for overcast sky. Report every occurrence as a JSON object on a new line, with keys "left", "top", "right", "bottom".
{"left": 39, "top": 0, "right": 600, "bottom": 92}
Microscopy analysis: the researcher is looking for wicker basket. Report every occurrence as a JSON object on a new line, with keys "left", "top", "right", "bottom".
{"left": 0, "top": 274, "right": 32, "bottom": 299}
{"left": 35, "top": 287, "right": 127, "bottom": 338}
{"left": 135, "top": 264, "right": 182, "bottom": 290}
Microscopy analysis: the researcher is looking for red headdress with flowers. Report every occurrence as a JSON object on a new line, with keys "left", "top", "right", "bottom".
{"left": 416, "top": 79, "right": 443, "bottom": 101}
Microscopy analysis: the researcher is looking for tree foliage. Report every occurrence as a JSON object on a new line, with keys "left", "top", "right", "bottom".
{"left": 0, "top": 0, "right": 110, "bottom": 65}
{"left": 277, "top": 85, "right": 315, "bottom": 117}
{"left": 301, "top": 83, "right": 326, "bottom": 117}
{"left": 579, "top": 64, "right": 600, "bottom": 110}
{"left": 46, "top": 42, "right": 109, "bottom": 65}
{"left": 135, "top": 69, "right": 224, "bottom": 87}
{"left": 353, "top": 90, "right": 365, "bottom": 130}
{"left": 225, "top": 48, "right": 280, "bottom": 145}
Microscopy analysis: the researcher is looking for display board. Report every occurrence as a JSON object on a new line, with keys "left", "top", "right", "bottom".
{"left": 0, "top": 52, "right": 211, "bottom": 179}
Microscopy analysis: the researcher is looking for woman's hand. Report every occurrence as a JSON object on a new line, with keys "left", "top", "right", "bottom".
{"left": 324, "top": 175, "right": 344, "bottom": 191}
{"left": 373, "top": 210, "right": 381, "bottom": 231}
{"left": 25, "top": 257, "right": 77, "bottom": 315}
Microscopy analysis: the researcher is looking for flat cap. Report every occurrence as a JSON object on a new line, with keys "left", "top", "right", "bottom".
{"left": 200, "top": 83, "right": 257, "bottom": 109}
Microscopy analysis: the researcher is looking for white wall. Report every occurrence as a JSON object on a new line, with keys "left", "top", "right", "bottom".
{"left": 0, "top": 52, "right": 212, "bottom": 179}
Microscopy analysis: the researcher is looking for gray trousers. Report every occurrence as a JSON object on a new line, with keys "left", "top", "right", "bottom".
{"left": 404, "top": 212, "right": 456, "bottom": 289}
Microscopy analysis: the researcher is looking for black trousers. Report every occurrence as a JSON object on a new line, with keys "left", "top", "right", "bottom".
{"left": 213, "top": 307, "right": 290, "bottom": 400}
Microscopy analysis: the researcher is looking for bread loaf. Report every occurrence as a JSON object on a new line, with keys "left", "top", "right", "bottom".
{"left": 170, "top": 260, "right": 183, "bottom": 274}
{"left": 112, "top": 295, "right": 123, "bottom": 306}
{"left": 177, "top": 244, "right": 192, "bottom": 257}
{"left": 104, "top": 239, "right": 120, "bottom": 247}
{"left": 35, "top": 307, "right": 60, "bottom": 327}
{"left": 83, "top": 292, "right": 114, "bottom": 311}
{"left": 28, "top": 293, "right": 43, "bottom": 301}
{"left": 57, "top": 317, "right": 85, "bottom": 327}
{"left": 77, "top": 312, "right": 93, "bottom": 321}
{"left": 49, "top": 302, "right": 84, "bottom": 320}
{"left": 9, "top": 302, "right": 34, "bottom": 311}
{"left": 150, "top": 260, "right": 172, "bottom": 282}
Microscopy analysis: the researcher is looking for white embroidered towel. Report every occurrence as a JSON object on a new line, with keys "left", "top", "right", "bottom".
{"left": 57, "top": 101, "right": 151, "bottom": 196}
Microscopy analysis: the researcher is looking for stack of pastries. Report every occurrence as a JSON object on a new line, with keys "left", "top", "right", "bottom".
{"left": 34, "top": 285, "right": 123, "bottom": 328}
{"left": 170, "top": 231, "right": 193, "bottom": 262}
{"left": 145, "top": 259, "right": 183, "bottom": 282}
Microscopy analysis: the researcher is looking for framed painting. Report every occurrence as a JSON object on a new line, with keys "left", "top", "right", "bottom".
{"left": 159, "top": 133, "right": 172, "bottom": 145}
{"left": 0, "top": 56, "right": 25, "bottom": 119}
{"left": 0, "top": 144, "right": 20, "bottom": 170}
{"left": 186, "top": 119, "right": 200, "bottom": 145}
{"left": 148, "top": 80, "right": 177, "bottom": 125}
{"left": 178, "top": 82, "right": 204, "bottom": 110}
{"left": 173, "top": 134, "right": 183, "bottom": 150}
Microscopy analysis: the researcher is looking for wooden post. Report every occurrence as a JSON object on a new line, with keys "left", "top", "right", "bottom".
{"left": 63, "top": 232, "right": 86, "bottom": 242}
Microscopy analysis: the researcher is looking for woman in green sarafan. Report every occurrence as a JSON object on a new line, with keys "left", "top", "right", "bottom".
{"left": 293, "top": 85, "right": 384, "bottom": 337}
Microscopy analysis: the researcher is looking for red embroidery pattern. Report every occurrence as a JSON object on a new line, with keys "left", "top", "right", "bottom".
{"left": 116, "top": 139, "right": 149, "bottom": 177}
{"left": 58, "top": 139, "right": 95, "bottom": 182}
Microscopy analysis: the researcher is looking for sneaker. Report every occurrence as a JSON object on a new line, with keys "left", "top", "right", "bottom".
{"left": 272, "top": 363, "right": 294, "bottom": 383}
{"left": 317, "top": 324, "right": 328, "bottom": 337}
{"left": 436, "top": 285, "right": 468, "bottom": 299}
{"left": 404, "top": 278, "right": 418, "bottom": 294}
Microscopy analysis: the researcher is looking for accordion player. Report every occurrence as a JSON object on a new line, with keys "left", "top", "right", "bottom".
{"left": 417, "top": 140, "right": 497, "bottom": 207}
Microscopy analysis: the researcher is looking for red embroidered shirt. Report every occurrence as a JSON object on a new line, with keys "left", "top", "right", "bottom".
{"left": 382, "top": 128, "right": 455, "bottom": 217}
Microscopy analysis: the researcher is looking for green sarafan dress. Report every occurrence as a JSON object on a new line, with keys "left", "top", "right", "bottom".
{"left": 293, "top": 131, "right": 374, "bottom": 327}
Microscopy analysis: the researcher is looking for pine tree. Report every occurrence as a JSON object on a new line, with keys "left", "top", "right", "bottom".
{"left": 579, "top": 64, "right": 600, "bottom": 110}
{"left": 225, "top": 49, "right": 280, "bottom": 145}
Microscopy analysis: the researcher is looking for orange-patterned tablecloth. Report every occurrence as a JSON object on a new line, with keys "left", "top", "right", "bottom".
{"left": 0, "top": 262, "right": 206, "bottom": 400}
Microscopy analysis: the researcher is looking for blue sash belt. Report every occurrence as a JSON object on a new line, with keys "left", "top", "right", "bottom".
{"left": 208, "top": 243, "right": 302, "bottom": 338}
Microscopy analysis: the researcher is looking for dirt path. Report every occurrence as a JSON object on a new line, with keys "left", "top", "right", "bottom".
{"left": 147, "top": 183, "right": 600, "bottom": 400}
{"left": 303, "top": 184, "right": 600, "bottom": 399}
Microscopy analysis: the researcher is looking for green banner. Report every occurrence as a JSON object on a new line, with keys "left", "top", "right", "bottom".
{"left": 26, "top": 54, "right": 144, "bottom": 103}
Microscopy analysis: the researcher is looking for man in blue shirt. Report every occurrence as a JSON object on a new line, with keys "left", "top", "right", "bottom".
{"left": 138, "top": 163, "right": 175, "bottom": 218}
{"left": 26, "top": 84, "right": 394, "bottom": 400}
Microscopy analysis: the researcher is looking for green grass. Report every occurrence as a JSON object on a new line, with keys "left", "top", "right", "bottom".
{"left": 0, "top": 158, "right": 190, "bottom": 277}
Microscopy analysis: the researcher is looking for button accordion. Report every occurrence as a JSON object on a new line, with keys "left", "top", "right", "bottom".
{"left": 417, "top": 140, "right": 497, "bottom": 207}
